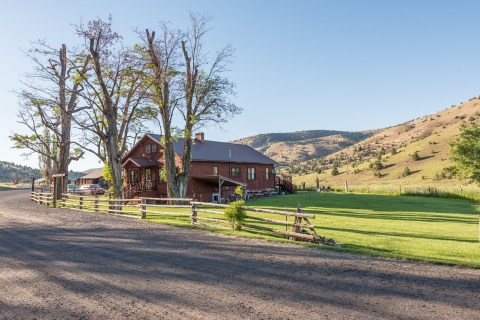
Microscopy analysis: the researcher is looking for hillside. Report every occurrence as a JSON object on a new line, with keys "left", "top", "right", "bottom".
{"left": 0, "top": 161, "right": 42, "bottom": 183}
{"left": 289, "top": 97, "right": 480, "bottom": 189}
{"left": 232, "top": 130, "right": 374, "bottom": 165}
{"left": 0, "top": 161, "right": 85, "bottom": 184}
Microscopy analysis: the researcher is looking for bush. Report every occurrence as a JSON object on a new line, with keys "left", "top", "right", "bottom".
{"left": 224, "top": 186, "right": 246, "bottom": 230}
{"left": 411, "top": 151, "right": 420, "bottom": 161}
{"left": 224, "top": 200, "right": 246, "bottom": 230}
{"left": 331, "top": 166, "right": 339, "bottom": 176}
{"left": 403, "top": 167, "right": 411, "bottom": 177}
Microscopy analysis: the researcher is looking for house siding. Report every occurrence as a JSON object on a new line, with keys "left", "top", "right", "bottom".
{"left": 122, "top": 134, "right": 276, "bottom": 201}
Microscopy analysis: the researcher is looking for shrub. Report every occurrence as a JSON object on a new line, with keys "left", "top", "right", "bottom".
{"left": 411, "top": 151, "right": 420, "bottom": 161}
{"left": 331, "top": 166, "right": 339, "bottom": 176}
{"left": 224, "top": 186, "right": 246, "bottom": 230}
{"left": 224, "top": 200, "right": 246, "bottom": 230}
{"left": 403, "top": 167, "right": 411, "bottom": 177}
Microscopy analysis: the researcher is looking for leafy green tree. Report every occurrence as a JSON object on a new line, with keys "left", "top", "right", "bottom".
{"left": 450, "top": 122, "right": 480, "bottom": 182}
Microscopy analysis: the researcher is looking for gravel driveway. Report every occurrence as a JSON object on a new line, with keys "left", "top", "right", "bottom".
{"left": 0, "top": 189, "right": 479, "bottom": 319}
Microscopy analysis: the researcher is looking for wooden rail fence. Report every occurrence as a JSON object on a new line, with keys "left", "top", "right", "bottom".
{"left": 31, "top": 191, "right": 53, "bottom": 206}
{"left": 30, "top": 191, "right": 334, "bottom": 245}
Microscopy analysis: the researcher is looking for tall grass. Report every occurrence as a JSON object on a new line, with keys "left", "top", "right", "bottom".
{"left": 402, "top": 187, "right": 471, "bottom": 200}
{"left": 296, "top": 183, "right": 480, "bottom": 201}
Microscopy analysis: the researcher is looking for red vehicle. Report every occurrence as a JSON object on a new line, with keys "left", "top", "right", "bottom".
{"left": 79, "top": 184, "right": 106, "bottom": 195}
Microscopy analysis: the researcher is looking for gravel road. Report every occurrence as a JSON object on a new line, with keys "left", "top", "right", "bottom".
{"left": 0, "top": 189, "right": 479, "bottom": 319}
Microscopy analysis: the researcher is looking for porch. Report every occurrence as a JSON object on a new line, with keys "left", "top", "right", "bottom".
{"left": 123, "top": 157, "right": 163, "bottom": 199}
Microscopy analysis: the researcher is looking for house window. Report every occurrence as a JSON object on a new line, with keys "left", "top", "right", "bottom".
{"left": 213, "top": 166, "right": 218, "bottom": 176}
{"left": 130, "top": 170, "right": 139, "bottom": 183}
{"left": 146, "top": 144, "right": 152, "bottom": 154}
{"left": 151, "top": 143, "right": 157, "bottom": 153}
{"left": 266, "top": 167, "right": 270, "bottom": 180}
{"left": 231, "top": 167, "right": 240, "bottom": 177}
{"left": 248, "top": 167, "right": 256, "bottom": 180}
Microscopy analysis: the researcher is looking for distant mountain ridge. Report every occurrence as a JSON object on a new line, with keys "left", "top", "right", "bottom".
{"left": 288, "top": 96, "right": 480, "bottom": 187}
{"left": 0, "top": 160, "right": 86, "bottom": 183}
{"left": 232, "top": 130, "right": 375, "bottom": 165}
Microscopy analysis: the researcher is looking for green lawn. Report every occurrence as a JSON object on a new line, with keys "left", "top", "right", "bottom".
{"left": 249, "top": 192, "right": 480, "bottom": 268}
{"left": 61, "top": 191, "right": 480, "bottom": 267}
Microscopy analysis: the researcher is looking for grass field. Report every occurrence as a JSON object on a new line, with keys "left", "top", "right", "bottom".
{"left": 249, "top": 192, "right": 480, "bottom": 268}
{"left": 60, "top": 191, "right": 480, "bottom": 268}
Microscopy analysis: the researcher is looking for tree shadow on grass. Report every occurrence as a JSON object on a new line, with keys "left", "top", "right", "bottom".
{"left": 319, "top": 225, "right": 479, "bottom": 243}
{"left": 288, "top": 193, "right": 479, "bottom": 215}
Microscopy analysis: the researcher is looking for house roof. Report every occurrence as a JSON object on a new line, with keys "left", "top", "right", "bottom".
{"left": 79, "top": 168, "right": 103, "bottom": 179}
{"left": 125, "top": 157, "right": 158, "bottom": 167}
{"left": 146, "top": 133, "right": 276, "bottom": 165}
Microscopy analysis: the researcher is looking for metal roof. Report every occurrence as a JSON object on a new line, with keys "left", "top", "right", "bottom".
{"left": 79, "top": 168, "right": 103, "bottom": 179}
{"left": 147, "top": 133, "right": 276, "bottom": 165}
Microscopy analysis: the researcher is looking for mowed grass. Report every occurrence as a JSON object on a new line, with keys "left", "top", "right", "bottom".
{"left": 61, "top": 192, "right": 480, "bottom": 267}
{"left": 249, "top": 192, "right": 480, "bottom": 268}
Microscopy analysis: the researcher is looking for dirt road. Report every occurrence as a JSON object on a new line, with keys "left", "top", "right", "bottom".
{"left": 0, "top": 190, "right": 479, "bottom": 319}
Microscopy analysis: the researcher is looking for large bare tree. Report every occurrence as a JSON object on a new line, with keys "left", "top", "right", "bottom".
{"left": 75, "top": 17, "right": 152, "bottom": 197}
{"left": 143, "top": 14, "right": 241, "bottom": 198}
{"left": 10, "top": 41, "right": 88, "bottom": 184}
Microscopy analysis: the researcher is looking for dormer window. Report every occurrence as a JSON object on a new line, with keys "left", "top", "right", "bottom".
{"left": 146, "top": 143, "right": 157, "bottom": 154}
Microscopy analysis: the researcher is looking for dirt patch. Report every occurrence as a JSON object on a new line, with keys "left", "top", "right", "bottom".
{"left": 0, "top": 190, "right": 479, "bottom": 319}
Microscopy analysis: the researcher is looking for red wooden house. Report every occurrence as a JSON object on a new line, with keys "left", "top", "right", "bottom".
{"left": 121, "top": 132, "right": 277, "bottom": 201}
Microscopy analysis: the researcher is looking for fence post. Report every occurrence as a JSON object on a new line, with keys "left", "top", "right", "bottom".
{"left": 79, "top": 196, "right": 84, "bottom": 210}
{"left": 191, "top": 202, "right": 197, "bottom": 224}
{"left": 141, "top": 198, "right": 146, "bottom": 219}
{"left": 62, "top": 195, "right": 66, "bottom": 208}
{"left": 344, "top": 181, "right": 349, "bottom": 193}
{"left": 94, "top": 197, "right": 99, "bottom": 213}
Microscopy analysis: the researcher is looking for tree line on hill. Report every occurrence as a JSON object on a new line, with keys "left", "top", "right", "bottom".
{"left": 0, "top": 161, "right": 84, "bottom": 184}
{"left": 10, "top": 13, "right": 239, "bottom": 198}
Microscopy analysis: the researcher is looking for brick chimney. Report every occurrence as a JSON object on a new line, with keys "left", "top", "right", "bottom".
{"left": 195, "top": 132, "right": 205, "bottom": 142}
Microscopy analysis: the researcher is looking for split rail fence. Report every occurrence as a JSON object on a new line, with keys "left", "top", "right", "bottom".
{"left": 30, "top": 191, "right": 334, "bottom": 244}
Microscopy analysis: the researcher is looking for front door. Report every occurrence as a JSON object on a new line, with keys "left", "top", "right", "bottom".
{"left": 145, "top": 168, "right": 153, "bottom": 191}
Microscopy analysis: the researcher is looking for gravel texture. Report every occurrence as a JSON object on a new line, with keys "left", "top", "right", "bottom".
{"left": 0, "top": 189, "right": 479, "bottom": 319}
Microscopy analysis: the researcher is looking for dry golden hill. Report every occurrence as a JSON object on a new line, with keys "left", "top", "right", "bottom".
{"left": 232, "top": 130, "right": 374, "bottom": 165}
{"left": 288, "top": 97, "right": 480, "bottom": 191}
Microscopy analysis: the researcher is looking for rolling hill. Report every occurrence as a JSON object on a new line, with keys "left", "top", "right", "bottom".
{"left": 0, "top": 160, "right": 86, "bottom": 184}
{"left": 288, "top": 96, "right": 480, "bottom": 190}
{"left": 232, "top": 130, "right": 375, "bottom": 165}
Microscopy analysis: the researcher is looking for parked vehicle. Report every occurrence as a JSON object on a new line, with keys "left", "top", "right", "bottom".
{"left": 67, "top": 184, "right": 80, "bottom": 194}
{"left": 79, "top": 184, "right": 106, "bottom": 195}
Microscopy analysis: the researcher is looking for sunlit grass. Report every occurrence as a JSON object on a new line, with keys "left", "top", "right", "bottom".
{"left": 250, "top": 192, "right": 480, "bottom": 267}
{"left": 60, "top": 191, "right": 480, "bottom": 267}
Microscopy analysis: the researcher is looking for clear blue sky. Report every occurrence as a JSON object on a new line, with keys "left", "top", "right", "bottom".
{"left": 1, "top": 0, "right": 480, "bottom": 171}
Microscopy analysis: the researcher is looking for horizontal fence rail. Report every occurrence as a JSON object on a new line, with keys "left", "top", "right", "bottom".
{"left": 30, "top": 191, "right": 335, "bottom": 245}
